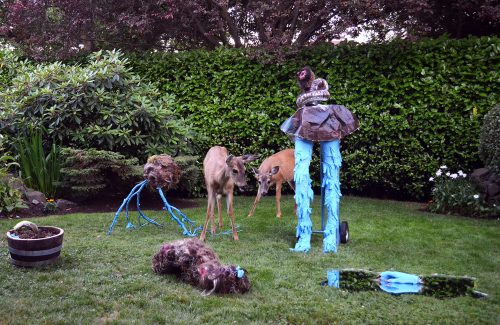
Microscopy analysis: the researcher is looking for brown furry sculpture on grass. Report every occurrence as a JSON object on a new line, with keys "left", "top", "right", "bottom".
{"left": 152, "top": 238, "right": 251, "bottom": 295}
{"left": 143, "top": 154, "right": 181, "bottom": 189}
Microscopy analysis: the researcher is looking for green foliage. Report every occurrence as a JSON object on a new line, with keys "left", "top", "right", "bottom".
{"left": 429, "top": 166, "right": 499, "bottom": 218}
{"left": 173, "top": 156, "right": 204, "bottom": 197}
{"left": 0, "top": 49, "right": 24, "bottom": 90}
{"left": 479, "top": 104, "right": 500, "bottom": 175}
{"left": 59, "top": 147, "right": 141, "bottom": 201}
{"left": 0, "top": 181, "right": 24, "bottom": 215}
{"left": 0, "top": 136, "right": 26, "bottom": 215}
{"left": 43, "top": 199, "right": 59, "bottom": 213}
{"left": 128, "top": 37, "right": 500, "bottom": 200}
{"left": 14, "top": 128, "right": 60, "bottom": 198}
{"left": 0, "top": 49, "right": 196, "bottom": 160}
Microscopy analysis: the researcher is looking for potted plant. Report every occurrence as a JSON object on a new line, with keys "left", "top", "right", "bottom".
{"left": 6, "top": 221, "right": 64, "bottom": 267}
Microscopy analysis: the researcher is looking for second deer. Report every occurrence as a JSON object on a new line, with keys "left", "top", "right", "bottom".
{"left": 201, "top": 146, "right": 258, "bottom": 241}
{"left": 248, "top": 148, "right": 296, "bottom": 218}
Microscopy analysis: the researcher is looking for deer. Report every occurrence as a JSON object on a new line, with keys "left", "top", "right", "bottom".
{"left": 201, "top": 146, "right": 258, "bottom": 241}
{"left": 248, "top": 148, "right": 296, "bottom": 219}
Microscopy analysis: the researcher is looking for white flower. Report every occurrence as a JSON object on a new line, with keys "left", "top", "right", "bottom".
{"left": 473, "top": 194, "right": 480, "bottom": 199}
{"left": 440, "top": 165, "right": 448, "bottom": 169}
{"left": 429, "top": 177, "right": 434, "bottom": 182}
{"left": 446, "top": 172, "right": 450, "bottom": 176}
{"left": 436, "top": 170, "right": 442, "bottom": 176}
{"left": 78, "top": 44, "right": 85, "bottom": 49}
{"left": 450, "top": 173, "right": 458, "bottom": 179}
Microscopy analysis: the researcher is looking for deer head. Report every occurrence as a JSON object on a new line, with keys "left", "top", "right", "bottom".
{"left": 253, "top": 166, "right": 280, "bottom": 196}
{"left": 225, "top": 154, "right": 258, "bottom": 190}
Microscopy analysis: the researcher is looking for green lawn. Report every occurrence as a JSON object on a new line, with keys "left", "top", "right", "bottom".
{"left": 0, "top": 195, "right": 499, "bottom": 324}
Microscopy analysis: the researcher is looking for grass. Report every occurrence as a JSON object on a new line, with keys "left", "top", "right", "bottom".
{"left": 0, "top": 195, "right": 499, "bottom": 324}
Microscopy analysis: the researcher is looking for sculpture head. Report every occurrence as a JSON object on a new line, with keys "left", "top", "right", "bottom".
{"left": 198, "top": 262, "right": 251, "bottom": 295}
{"left": 295, "top": 65, "right": 330, "bottom": 107}
{"left": 143, "top": 154, "right": 181, "bottom": 189}
{"left": 297, "top": 66, "right": 315, "bottom": 92}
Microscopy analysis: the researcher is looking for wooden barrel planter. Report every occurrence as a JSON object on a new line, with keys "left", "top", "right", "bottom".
{"left": 6, "top": 226, "right": 64, "bottom": 267}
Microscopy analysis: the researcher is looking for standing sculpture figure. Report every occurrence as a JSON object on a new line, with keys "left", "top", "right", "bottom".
{"left": 281, "top": 67, "right": 359, "bottom": 253}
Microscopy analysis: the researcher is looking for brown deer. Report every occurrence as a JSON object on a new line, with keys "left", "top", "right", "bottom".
{"left": 248, "top": 149, "right": 296, "bottom": 218}
{"left": 201, "top": 146, "right": 258, "bottom": 241}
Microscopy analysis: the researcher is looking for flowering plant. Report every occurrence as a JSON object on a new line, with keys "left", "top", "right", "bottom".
{"left": 43, "top": 198, "right": 59, "bottom": 213}
{"left": 429, "top": 166, "right": 499, "bottom": 218}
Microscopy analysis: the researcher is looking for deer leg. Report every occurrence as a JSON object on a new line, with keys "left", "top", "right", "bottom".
{"left": 287, "top": 180, "right": 298, "bottom": 216}
{"left": 275, "top": 181, "right": 282, "bottom": 218}
{"left": 247, "top": 189, "right": 262, "bottom": 217}
{"left": 226, "top": 191, "right": 239, "bottom": 241}
{"left": 200, "top": 192, "right": 215, "bottom": 241}
{"left": 216, "top": 194, "right": 223, "bottom": 231}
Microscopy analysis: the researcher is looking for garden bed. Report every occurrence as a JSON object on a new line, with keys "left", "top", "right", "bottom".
{"left": 6, "top": 192, "right": 198, "bottom": 219}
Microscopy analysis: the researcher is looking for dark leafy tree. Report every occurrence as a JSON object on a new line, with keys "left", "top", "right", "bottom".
{"left": 367, "top": 0, "right": 500, "bottom": 39}
{"left": 0, "top": 0, "right": 175, "bottom": 60}
{"left": 0, "top": 0, "right": 498, "bottom": 60}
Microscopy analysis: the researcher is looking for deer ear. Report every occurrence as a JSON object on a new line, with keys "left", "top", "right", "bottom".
{"left": 226, "top": 155, "right": 234, "bottom": 165}
{"left": 252, "top": 167, "right": 259, "bottom": 177}
{"left": 270, "top": 166, "right": 280, "bottom": 175}
{"left": 241, "top": 154, "right": 259, "bottom": 163}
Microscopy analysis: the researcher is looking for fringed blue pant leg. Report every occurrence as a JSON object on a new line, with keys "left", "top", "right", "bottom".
{"left": 321, "top": 140, "right": 342, "bottom": 253}
{"left": 291, "top": 138, "right": 314, "bottom": 252}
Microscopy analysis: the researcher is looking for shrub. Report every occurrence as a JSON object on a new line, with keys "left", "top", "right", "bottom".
{"left": 59, "top": 148, "right": 141, "bottom": 202}
{"left": 173, "top": 156, "right": 204, "bottom": 198}
{"left": 59, "top": 149, "right": 203, "bottom": 200}
{"left": 129, "top": 37, "right": 500, "bottom": 200}
{"left": 0, "top": 136, "right": 26, "bottom": 215}
{"left": 479, "top": 104, "right": 500, "bottom": 175}
{"left": 0, "top": 49, "right": 23, "bottom": 90}
{"left": 429, "top": 166, "right": 499, "bottom": 218}
{"left": 0, "top": 49, "right": 195, "bottom": 160}
{"left": 0, "top": 172, "right": 25, "bottom": 216}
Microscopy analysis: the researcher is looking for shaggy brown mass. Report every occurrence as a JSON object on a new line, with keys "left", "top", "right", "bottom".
{"left": 152, "top": 238, "right": 251, "bottom": 295}
{"left": 143, "top": 154, "right": 181, "bottom": 189}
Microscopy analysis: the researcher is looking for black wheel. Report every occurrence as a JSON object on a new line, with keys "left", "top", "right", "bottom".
{"left": 340, "top": 221, "right": 349, "bottom": 244}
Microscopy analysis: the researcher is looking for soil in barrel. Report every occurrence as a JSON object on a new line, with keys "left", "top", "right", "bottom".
{"left": 12, "top": 228, "right": 60, "bottom": 239}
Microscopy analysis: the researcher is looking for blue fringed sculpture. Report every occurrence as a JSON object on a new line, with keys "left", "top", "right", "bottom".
{"left": 107, "top": 155, "right": 201, "bottom": 236}
{"left": 281, "top": 66, "right": 359, "bottom": 253}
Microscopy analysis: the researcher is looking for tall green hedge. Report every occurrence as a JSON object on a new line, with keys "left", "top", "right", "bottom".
{"left": 129, "top": 37, "right": 499, "bottom": 200}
